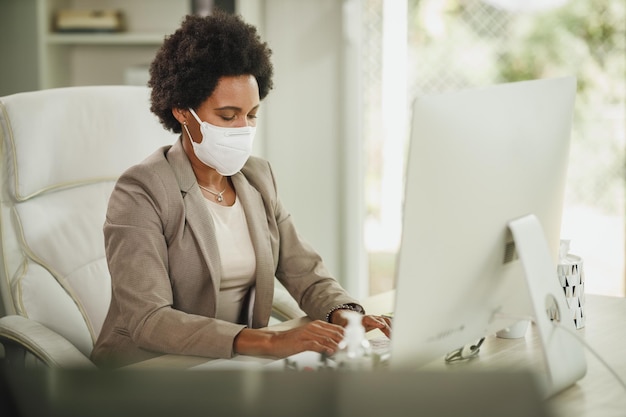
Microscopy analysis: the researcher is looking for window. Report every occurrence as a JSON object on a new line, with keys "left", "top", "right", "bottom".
{"left": 363, "top": 0, "right": 625, "bottom": 296}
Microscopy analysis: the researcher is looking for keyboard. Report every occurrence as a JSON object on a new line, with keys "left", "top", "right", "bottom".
{"left": 368, "top": 335, "right": 391, "bottom": 356}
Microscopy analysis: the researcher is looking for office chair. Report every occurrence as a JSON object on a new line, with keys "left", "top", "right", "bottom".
{"left": 0, "top": 86, "right": 303, "bottom": 369}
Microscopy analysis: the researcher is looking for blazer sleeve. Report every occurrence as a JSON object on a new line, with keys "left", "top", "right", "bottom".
{"left": 251, "top": 160, "right": 362, "bottom": 320}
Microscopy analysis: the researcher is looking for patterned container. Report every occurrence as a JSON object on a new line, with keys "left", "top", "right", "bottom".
{"left": 554, "top": 240, "right": 585, "bottom": 329}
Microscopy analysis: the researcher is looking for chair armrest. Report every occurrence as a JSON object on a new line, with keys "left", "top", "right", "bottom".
{"left": 0, "top": 315, "right": 95, "bottom": 369}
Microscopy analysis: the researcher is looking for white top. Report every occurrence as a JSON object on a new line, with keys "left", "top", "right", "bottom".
{"left": 205, "top": 196, "right": 256, "bottom": 324}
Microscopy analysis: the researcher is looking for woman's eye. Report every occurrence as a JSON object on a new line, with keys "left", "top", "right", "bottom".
{"left": 220, "top": 115, "right": 236, "bottom": 121}
{"left": 247, "top": 114, "right": 258, "bottom": 120}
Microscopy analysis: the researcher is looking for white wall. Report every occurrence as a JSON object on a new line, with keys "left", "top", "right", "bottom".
{"left": 0, "top": 0, "right": 367, "bottom": 296}
{"left": 240, "top": 0, "right": 366, "bottom": 297}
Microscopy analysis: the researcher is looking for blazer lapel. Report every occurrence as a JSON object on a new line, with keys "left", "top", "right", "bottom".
{"left": 231, "top": 173, "right": 275, "bottom": 328}
{"left": 166, "top": 139, "right": 222, "bottom": 308}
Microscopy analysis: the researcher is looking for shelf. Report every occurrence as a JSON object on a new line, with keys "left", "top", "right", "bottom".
{"left": 32, "top": 0, "right": 232, "bottom": 89}
{"left": 46, "top": 32, "right": 166, "bottom": 45}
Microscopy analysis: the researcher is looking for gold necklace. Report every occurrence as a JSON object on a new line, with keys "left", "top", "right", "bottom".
{"left": 198, "top": 184, "right": 227, "bottom": 202}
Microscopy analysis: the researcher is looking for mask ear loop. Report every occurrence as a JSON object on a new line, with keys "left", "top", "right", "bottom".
{"left": 444, "top": 337, "right": 486, "bottom": 363}
{"left": 188, "top": 108, "right": 204, "bottom": 124}
{"left": 182, "top": 121, "right": 195, "bottom": 144}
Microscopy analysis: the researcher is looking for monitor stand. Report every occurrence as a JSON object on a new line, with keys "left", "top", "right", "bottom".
{"left": 508, "top": 214, "right": 587, "bottom": 397}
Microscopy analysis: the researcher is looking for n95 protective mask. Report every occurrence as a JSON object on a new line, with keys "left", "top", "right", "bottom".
{"left": 184, "top": 107, "right": 256, "bottom": 176}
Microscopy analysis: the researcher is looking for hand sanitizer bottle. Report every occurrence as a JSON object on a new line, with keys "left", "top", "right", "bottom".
{"left": 334, "top": 311, "right": 373, "bottom": 371}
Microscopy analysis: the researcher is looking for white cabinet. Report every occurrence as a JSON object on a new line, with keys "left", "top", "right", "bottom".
{"left": 36, "top": 0, "right": 191, "bottom": 89}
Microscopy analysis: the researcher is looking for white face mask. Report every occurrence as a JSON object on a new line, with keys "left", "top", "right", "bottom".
{"left": 183, "top": 108, "right": 256, "bottom": 176}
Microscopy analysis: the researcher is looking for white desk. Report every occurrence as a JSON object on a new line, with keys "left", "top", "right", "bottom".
{"left": 132, "top": 293, "right": 626, "bottom": 417}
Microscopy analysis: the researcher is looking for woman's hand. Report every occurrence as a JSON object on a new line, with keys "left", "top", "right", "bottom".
{"left": 234, "top": 310, "right": 392, "bottom": 359}
{"left": 234, "top": 320, "right": 345, "bottom": 358}
{"left": 330, "top": 309, "right": 392, "bottom": 338}
{"left": 361, "top": 315, "right": 392, "bottom": 338}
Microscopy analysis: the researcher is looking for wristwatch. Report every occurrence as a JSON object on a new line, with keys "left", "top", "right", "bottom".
{"left": 325, "top": 303, "right": 365, "bottom": 322}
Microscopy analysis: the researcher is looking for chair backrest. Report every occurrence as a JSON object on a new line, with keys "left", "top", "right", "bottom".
{"left": 0, "top": 86, "right": 176, "bottom": 358}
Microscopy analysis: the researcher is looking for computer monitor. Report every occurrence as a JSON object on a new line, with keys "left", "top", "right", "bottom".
{"left": 389, "top": 76, "right": 586, "bottom": 397}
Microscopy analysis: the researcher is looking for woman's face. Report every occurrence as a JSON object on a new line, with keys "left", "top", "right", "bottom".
{"left": 192, "top": 74, "right": 260, "bottom": 132}
{"left": 174, "top": 74, "right": 261, "bottom": 170}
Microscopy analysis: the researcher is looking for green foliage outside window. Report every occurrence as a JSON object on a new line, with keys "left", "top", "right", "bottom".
{"left": 407, "top": 0, "right": 625, "bottom": 213}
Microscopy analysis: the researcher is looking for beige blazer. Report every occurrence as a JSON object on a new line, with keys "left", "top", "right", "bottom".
{"left": 91, "top": 138, "right": 358, "bottom": 367}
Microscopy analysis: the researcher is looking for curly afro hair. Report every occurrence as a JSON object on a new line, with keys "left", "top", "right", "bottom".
{"left": 149, "top": 11, "right": 274, "bottom": 133}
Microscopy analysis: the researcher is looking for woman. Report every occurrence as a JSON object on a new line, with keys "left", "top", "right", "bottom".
{"left": 91, "top": 11, "right": 390, "bottom": 368}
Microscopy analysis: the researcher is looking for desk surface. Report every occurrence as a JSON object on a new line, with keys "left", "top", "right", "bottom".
{"left": 369, "top": 292, "right": 626, "bottom": 417}
{"left": 132, "top": 293, "right": 626, "bottom": 417}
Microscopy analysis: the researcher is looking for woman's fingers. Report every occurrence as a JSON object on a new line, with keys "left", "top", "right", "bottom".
{"left": 272, "top": 315, "right": 393, "bottom": 359}
{"left": 273, "top": 320, "right": 344, "bottom": 357}
{"left": 301, "top": 320, "right": 345, "bottom": 353}
{"left": 362, "top": 315, "right": 392, "bottom": 338}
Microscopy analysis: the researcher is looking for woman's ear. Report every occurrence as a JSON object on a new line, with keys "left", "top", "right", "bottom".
{"left": 172, "top": 108, "right": 188, "bottom": 125}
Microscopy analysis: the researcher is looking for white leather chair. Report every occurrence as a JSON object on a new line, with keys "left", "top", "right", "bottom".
{"left": 0, "top": 86, "right": 303, "bottom": 369}
{"left": 0, "top": 86, "right": 177, "bottom": 368}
